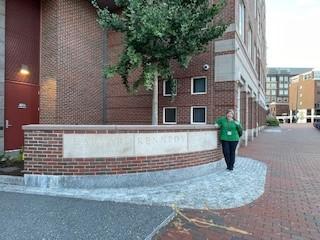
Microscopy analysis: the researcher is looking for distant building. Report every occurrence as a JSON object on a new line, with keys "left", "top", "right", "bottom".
{"left": 266, "top": 68, "right": 313, "bottom": 121}
{"left": 289, "top": 70, "right": 320, "bottom": 123}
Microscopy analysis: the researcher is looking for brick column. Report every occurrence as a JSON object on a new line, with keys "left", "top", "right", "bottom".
{"left": 240, "top": 91, "right": 247, "bottom": 129}
{"left": 248, "top": 96, "right": 253, "bottom": 141}
{"left": 240, "top": 90, "right": 249, "bottom": 146}
{"left": 253, "top": 99, "right": 258, "bottom": 137}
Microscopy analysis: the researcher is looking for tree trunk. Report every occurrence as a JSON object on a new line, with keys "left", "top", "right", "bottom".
{"left": 152, "top": 71, "right": 158, "bottom": 125}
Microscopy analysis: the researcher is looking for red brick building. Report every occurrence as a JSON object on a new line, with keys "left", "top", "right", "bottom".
{"left": 1, "top": 0, "right": 267, "bottom": 151}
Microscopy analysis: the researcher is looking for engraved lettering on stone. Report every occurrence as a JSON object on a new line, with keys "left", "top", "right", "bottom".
{"left": 63, "top": 131, "right": 217, "bottom": 158}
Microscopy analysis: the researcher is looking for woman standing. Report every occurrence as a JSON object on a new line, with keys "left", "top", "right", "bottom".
{"left": 215, "top": 109, "right": 243, "bottom": 171}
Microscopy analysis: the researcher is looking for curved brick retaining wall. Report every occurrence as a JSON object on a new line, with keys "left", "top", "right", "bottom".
{"left": 23, "top": 125, "right": 222, "bottom": 175}
{"left": 22, "top": 125, "right": 222, "bottom": 188}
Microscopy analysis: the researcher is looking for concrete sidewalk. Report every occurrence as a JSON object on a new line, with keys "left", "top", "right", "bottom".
{"left": 156, "top": 124, "right": 320, "bottom": 240}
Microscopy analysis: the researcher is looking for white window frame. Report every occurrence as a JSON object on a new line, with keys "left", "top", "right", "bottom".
{"left": 238, "top": 0, "right": 245, "bottom": 39}
{"left": 191, "top": 76, "right": 207, "bottom": 95}
{"left": 191, "top": 106, "right": 207, "bottom": 124}
{"left": 248, "top": 24, "right": 252, "bottom": 60}
{"left": 253, "top": 44, "right": 257, "bottom": 68}
{"left": 163, "top": 107, "right": 177, "bottom": 124}
{"left": 163, "top": 80, "right": 177, "bottom": 97}
{"left": 257, "top": 11, "right": 261, "bottom": 35}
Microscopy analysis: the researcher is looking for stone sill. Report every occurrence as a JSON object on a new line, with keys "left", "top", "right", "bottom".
{"left": 23, "top": 124, "right": 219, "bottom": 131}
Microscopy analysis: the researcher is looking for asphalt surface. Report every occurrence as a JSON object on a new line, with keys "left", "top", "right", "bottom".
{"left": 0, "top": 192, "right": 173, "bottom": 240}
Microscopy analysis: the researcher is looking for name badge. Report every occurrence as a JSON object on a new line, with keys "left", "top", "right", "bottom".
{"left": 227, "top": 131, "right": 232, "bottom": 136}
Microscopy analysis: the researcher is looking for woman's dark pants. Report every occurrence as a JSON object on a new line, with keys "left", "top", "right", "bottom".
{"left": 221, "top": 140, "right": 238, "bottom": 170}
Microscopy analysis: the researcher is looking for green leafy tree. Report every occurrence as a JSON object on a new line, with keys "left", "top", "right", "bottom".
{"left": 92, "top": 0, "right": 228, "bottom": 125}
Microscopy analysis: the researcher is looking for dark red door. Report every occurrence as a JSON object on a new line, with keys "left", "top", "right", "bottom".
{"left": 4, "top": 81, "right": 39, "bottom": 150}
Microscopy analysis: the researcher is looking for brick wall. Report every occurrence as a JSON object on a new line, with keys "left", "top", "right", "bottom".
{"left": 104, "top": 0, "right": 237, "bottom": 125}
{"left": 252, "top": 99, "right": 256, "bottom": 129}
{"left": 38, "top": 0, "right": 267, "bottom": 127}
{"left": 276, "top": 104, "right": 289, "bottom": 116}
{"left": 107, "top": 30, "right": 214, "bottom": 124}
{"left": 258, "top": 104, "right": 266, "bottom": 126}
{"left": 40, "top": 0, "right": 103, "bottom": 124}
{"left": 212, "top": 81, "right": 238, "bottom": 121}
{"left": 23, "top": 126, "right": 222, "bottom": 175}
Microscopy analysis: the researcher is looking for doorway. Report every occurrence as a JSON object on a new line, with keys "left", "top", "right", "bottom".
{"left": 4, "top": 81, "right": 39, "bottom": 150}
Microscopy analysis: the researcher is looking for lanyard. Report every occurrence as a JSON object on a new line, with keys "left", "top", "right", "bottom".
{"left": 226, "top": 118, "right": 233, "bottom": 131}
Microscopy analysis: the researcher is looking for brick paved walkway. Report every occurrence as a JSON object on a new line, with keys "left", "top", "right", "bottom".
{"left": 155, "top": 124, "right": 320, "bottom": 240}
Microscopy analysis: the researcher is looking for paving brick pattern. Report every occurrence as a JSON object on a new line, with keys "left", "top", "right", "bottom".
{"left": 155, "top": 124, "right": 320, "bottom": 240}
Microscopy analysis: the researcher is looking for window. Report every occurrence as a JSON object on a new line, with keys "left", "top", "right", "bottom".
{"left": 271, "top": 77, "right": 277, "bottom": 82}
{"left": 284, "top": 76, "right": 289, "bottom": 83}
{"left": 307, "top": 109, "right": 312, "bottom": 115}
{"left": 163, "top": 80, "right": 177, "bottom": 96}
{"left": 271, "top": 90, "right": 276, "bottom": 95}
{"left": 238, "top": 0, "right": 245, "bottom": 38}
{"left": 191, "top": 77, "right": 207, "bottom": 94}
{"left": 257, "top": 11, "right": 260, "bottom": 35}
{"left": 253, "top": 44, "right": 257, "bottom": 68}
{"left": 248, "top": 25, "right": 252, "bottom": 59}
{"left": 163, "top": 107, "right": 177, "bottom": 124}
{"left": 268, "top": 83, "right": 276, "bottom": 89}
{"left": 284, "top": 90, "right": 288, "bottom": 95}
{"left": 279, "top": 84, "right": 284, "bottom": 88}
{"left": 283, "top": 98, "right": 288, "bottom": 102}
{"left": 279, "top": 76, "right": 284, "bottom": 82}
{"left": 279, "top": 90, "right": 284, "bottom": 95}
{"left": 191, "top": 106, "right": 207, "bottom": 124}
{"left": 254, "top": 0, "right": 257, "bottom": 18}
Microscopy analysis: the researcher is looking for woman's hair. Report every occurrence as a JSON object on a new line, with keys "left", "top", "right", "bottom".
{"left": 226, "top": 109, "right": 235, "bottom": 116}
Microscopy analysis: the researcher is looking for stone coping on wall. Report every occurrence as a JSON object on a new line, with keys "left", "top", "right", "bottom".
{"left": 22, "top": 124, "right": 219, "bottom": 131}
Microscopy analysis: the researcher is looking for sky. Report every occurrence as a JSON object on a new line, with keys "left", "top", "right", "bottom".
{"left": 266, "top": 0, "right": 320, "bottom": 69}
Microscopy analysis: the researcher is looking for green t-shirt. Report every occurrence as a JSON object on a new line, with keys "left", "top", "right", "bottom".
{"left": 215, "top": 116, "right": 243, "bottom": 141}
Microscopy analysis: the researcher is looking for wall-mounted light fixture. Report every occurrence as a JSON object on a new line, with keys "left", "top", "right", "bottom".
{"left": 20, "top": 64, "right": 30, "bottom": 75}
